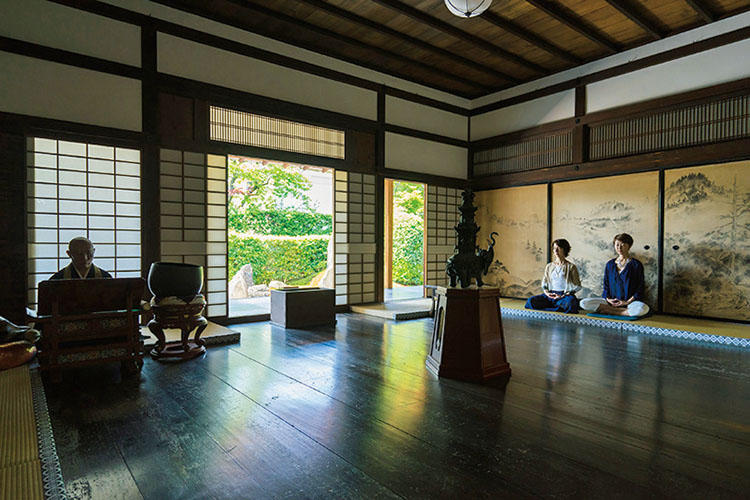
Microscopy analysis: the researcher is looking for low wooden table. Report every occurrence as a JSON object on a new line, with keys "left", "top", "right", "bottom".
{"left": 270, "top": 288, "right": 335, "bottom": 328}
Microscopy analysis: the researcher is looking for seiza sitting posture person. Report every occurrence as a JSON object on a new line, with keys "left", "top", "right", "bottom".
{"left": 50, "top": 237, "right": 112, "bottom": 280}
{"left": 525, "top": 238, "right": 582, "bottom": 314}
{"left": 580, "top": 233, "right": 650, "bottom": 317}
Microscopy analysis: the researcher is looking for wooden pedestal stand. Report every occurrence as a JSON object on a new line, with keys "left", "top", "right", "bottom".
{"left": 148, "top": 299, "right": 208, "bottom": 361}
{"left": 426, "top": 286, "right": 511, "bottom": 382}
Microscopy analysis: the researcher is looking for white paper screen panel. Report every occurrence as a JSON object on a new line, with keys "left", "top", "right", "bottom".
{"left": 159, "top": 149, "right": 228, "bottom": 318}
{"left": 425, "top": 186, "right": 460, "bottom": 287}
{"left": 334, "top": 171, "right": 376, "bottom": 305}
{"left": 27, "top": 137, "right": 142, "bottom": 305}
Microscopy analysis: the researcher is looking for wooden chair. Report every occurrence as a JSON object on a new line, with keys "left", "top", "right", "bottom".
{"left": 30, "top": 278, "right": 145, "bottom": 382}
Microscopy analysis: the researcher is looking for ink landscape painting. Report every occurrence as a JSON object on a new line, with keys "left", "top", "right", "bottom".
{"left": 664, "top": 161, "right": 750, "bottom": 321}
{"left": 475, "top": 185, "right": 547, "bottom": 298}
{"left": 552, "top": 172, "right": 659, "bottom": 307}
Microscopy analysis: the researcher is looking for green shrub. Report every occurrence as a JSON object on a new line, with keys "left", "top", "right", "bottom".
{"left": 228, "top": 207, "right": 332, "bottom": 236}
{"left": 392, "top": 210, "right": 424, "bottom": 285}
{"left": 229, "top": 231, "right": 330, "bottom": 285}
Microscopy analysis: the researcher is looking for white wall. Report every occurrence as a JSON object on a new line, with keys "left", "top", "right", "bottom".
{"left": 471, "top": 90, "right": 575, "bottom": 140}
{"left": 386, "top": 96, "right": 467, "bottom": 140}
{"left": 385, "top": 133, "right": 467, "bottom": 179}
{"left": 587, "top": 38, "right": 750, "bottom": 112}
{"left": 158, "top": 33, "right": 377, "bottom": 121}
{"left": 103, "top": 0, "right": 470, "bottom": 109}
{"left": 0, "top": 0, "right": 140, "bottom": 67}
{"left": 0, "top": 51, "right": 141, "bottom": 131}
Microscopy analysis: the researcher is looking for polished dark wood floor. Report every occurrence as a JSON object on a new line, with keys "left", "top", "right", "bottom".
{"left": 45, "top": 314, "right": 750, "bottom": 499}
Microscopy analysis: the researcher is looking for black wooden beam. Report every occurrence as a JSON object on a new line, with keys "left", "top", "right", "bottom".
{"left": 602, "top": 0, "right": 666, "bottom": 40}
{"left": 481, "top": 11, "right": 582, "bottom": 64}
{"left": 293, "top": 0, "right": 517, "bottom": 85}
{"left": 683, "top": 0, "right": 715, "bottom": 23}
{"left": 524, "top": 0, "right": 620, "bottom": 53}
{"left": 220, "top": 0, "right": 494, "bottom": 94}
{"left": 369, "top": 0, "right": 548, "bottom": 77}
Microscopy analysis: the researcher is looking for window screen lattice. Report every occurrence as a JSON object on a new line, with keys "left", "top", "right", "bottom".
{"left": 27, "top": 137, "right": 141, "bottom": 306}
{"left": 334, "top": 171, "right": 376, "bottom": 306}
{"left": 159, "top": 149, "right": 228, "bottom": 318}
{"left": 473, "top": 131, "right": 572, "bottom": 177}
{"left": 210, "top": 106, "right": 345, "bottom": 159}
{"left": 590, "top": 94, "right": 750, "bottom": 160}
{"left": 425, "top": 185, "right": 460, "bottom": 287}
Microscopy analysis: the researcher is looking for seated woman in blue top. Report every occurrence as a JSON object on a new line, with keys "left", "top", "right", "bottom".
{"left": 580, "top": 233, "right": 650, "bottom": 317}
{"left": 525, "top": 238, "right": 582, "bottom": 314}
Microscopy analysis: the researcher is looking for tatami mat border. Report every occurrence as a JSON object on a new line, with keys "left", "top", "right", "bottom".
{"left": 30, "top": 369, "right": 66, "bottom": 500}
{"left": 501, "top": 307, "right": 750, "bottom": 348}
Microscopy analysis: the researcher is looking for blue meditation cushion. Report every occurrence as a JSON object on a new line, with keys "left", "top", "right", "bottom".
{"left": 586, "top": 312, "right": 642, "bottom": 321}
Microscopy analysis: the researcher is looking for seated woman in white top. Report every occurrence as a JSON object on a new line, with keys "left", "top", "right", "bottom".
{"left": 580, "top": 233, "right": 650, "bottom": 317}
{"left": 525, "top": 239, "right": 582, "bottom": 314}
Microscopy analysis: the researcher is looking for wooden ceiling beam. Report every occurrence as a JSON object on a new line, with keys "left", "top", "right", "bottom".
{"left": 293, "top": 0, "right": 518, "bottom": 85}
{"left": 481, "top": 10, "right": 582, "bottom": 64}
{"left": 225, "top": 0, "right": 494, "bottom": 94}
{"left": 683, "top": 0, "right": 716, "bottom": 23}
{"left": 524, "top": 0, "right": 620, "bottom": 53}
{"left": 369, "top": 0, "right": 549, "bottom": 76}
{"left": 602, "top": 0, "right": 665, "bottom": 40}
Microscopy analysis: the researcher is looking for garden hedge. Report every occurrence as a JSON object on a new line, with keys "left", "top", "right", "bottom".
{"left": 228, "top": 208, "right": 332, "bottom": 236}
{"left": 228, "top": 231, "right": 329, "bottom": 285}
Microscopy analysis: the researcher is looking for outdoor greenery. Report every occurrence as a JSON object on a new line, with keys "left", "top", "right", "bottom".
{"left": 228, "top": 207, "right": 332, "bottom": 236}
{"left": 392, "top": 182, "right": 424, "bottom": 286}
{"left": 228, "top": 157, "right": 331, "bottom": 287}
{"left": 229, "top": 232, "right": 329, "bottom": 285}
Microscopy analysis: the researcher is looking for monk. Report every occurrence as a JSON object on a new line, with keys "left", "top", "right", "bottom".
{"left": 50, "top": 237, "right": 112, "bottom": 280}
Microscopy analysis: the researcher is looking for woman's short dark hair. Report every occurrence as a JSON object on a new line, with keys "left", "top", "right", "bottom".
{"left": 552, "top": 238, "right": 571, "bottom": 257}
{"left": 613, "top": 233, "right": 634, "bottom": 247}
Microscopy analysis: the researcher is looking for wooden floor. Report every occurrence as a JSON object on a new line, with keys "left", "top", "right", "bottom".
{"left": 44, "top": 314, "right": 750, "bottom": 499}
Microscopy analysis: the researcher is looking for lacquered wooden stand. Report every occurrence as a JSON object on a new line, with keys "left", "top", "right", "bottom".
{"left": 147, "top": 297, "right": 207, "bottom": 361}
{"left": 426, "top": 286, "right": 511, "bottom": 382}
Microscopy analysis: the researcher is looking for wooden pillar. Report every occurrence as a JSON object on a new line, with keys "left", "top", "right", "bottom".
{"left": 383, "top": 178, "right": 393, "bottom": 291}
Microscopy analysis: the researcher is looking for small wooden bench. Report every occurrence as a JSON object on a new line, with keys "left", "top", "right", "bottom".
{"left": 30, "top": 278, "right": 145, "bottom": 382}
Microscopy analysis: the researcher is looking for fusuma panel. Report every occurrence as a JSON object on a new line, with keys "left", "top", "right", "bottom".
{"left": 552, "top": 172, "right": 659, "bottom": 307}
{"left": 664, "top": 161, "right": 750, "bottom": 321}
{"left": 475, "top": 185, "right": 548, "bottom": 298}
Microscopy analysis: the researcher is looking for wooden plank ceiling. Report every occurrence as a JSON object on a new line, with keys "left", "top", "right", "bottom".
{"left": 155, "top": 0, "right": 750, "bottom": 98}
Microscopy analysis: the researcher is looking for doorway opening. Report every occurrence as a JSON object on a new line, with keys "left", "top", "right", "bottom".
{"left": 384, "top": 179, "right": 425, "bottom": 302}
{"left": 227, "top": 155, "right": 333, "bottom": 318}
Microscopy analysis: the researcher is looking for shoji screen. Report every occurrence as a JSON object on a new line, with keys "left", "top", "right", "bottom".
{"left": 333, "top": 170, "right": 376, "bottom": 305}
{"left": 425, "top": 185, "right": 461, "bottom": 288}
{"left": 159, "top": 149, "right": 228, "bottom": 318}
{"left": 27, "top": 137, "right": 141, "bottom": 306}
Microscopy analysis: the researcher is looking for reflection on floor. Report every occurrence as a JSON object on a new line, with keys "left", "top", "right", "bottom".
{"left": 229, "top": 296, "right": 270, "bottom": 317}
{"left": 384, "top": 285, "right": 423, "bottom": 301}
{"left": 45, "top": 314, "right": 750, "bottom": 498}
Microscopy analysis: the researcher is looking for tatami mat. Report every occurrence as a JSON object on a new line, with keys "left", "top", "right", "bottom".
{"left": 499, "top": 298, "right": 749, "bottom": 346}
{"left": 139, "top": 320, "right": 240, "bottom": 348}
{"left": 351, "top": 299, "right": 434, "bottom": 321}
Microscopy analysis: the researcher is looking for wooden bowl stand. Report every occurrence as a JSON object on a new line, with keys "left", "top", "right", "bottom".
{"left": 147, "top": 300, "right": 208, "bottom": 361}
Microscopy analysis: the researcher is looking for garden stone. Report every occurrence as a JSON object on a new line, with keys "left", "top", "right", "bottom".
{"left": 269, "top": 280, "right": 286, "bottom": 289}
{"left": 228, "top": 263, "right": 254, "bottom": 299}
{"left": 320, "top": 266, "right": 334, "bottom": 289}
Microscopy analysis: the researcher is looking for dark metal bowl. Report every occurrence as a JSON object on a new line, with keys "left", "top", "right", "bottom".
{"left": 148, "top": 262, "right": 204, "bottom": 299}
